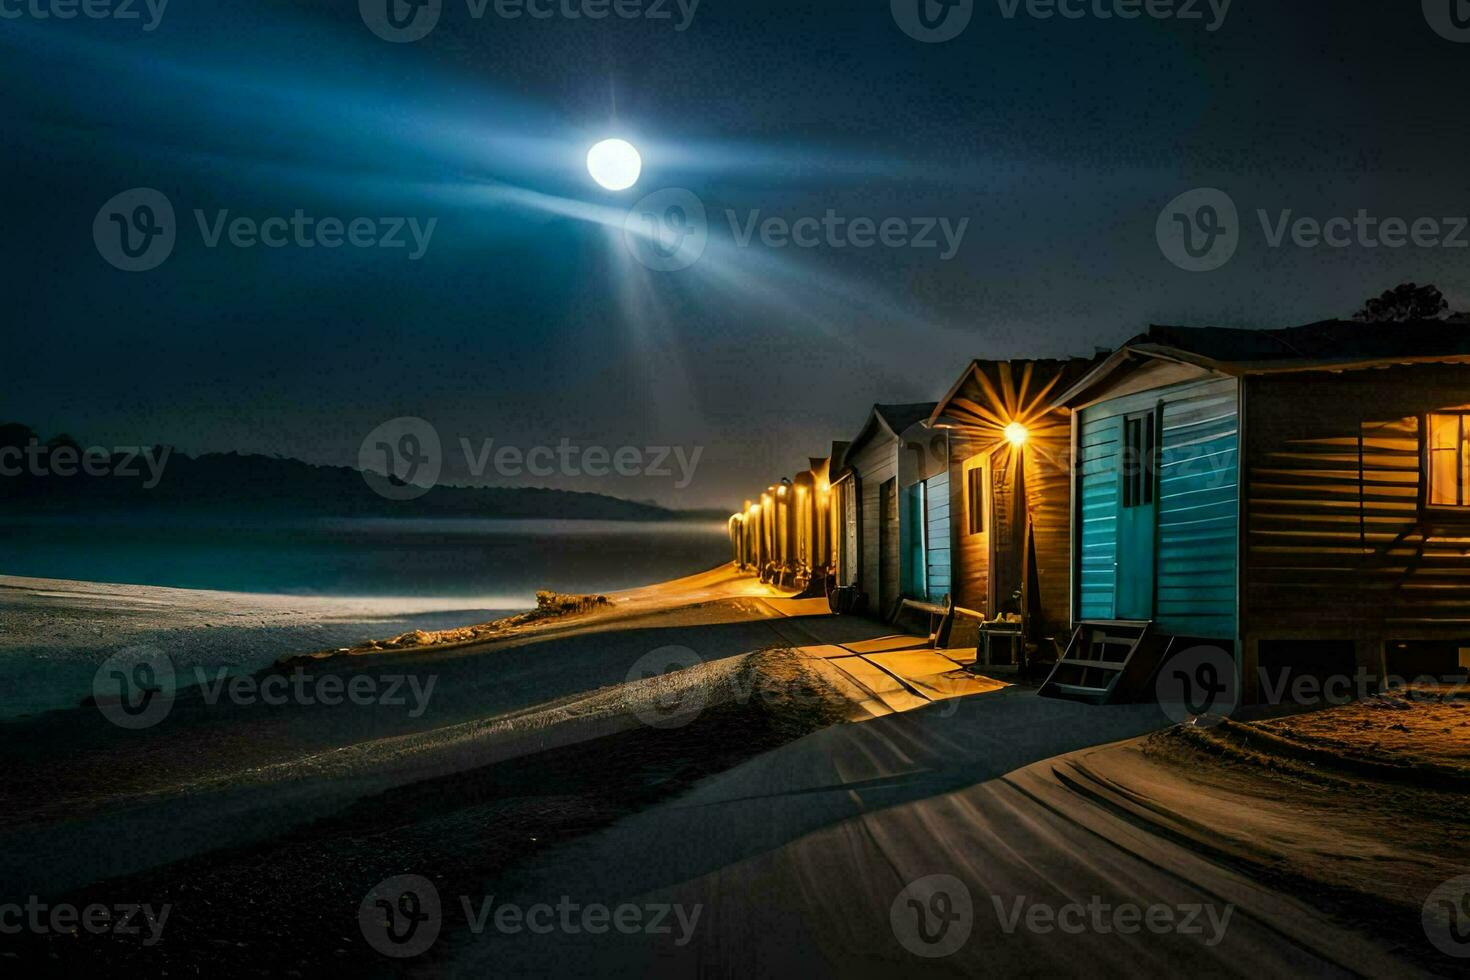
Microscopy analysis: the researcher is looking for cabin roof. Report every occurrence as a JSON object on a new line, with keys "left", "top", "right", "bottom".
{"left": 929, "top": 358, "right": 1103, "bottom": 429}
{"left": 842, "top": 403, "right": 937, "bottom": 461}
{"left": 1143, "top": 319, "right": 1470, "bottom": 371}
{"left": 1054, "top": 318, "right": 1470, "bottom": 407}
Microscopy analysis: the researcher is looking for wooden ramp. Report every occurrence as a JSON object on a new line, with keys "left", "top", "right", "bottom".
{"left": 1038, "top": 620, "right": 1172, "bottom": 705}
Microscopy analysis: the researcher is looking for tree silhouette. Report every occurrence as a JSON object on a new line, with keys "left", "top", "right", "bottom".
{"left": 1353, "top": 282, "right": 1449, "bottom": 323}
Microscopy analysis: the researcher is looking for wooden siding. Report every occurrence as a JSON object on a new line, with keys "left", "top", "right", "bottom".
{"left": 952, "top": 451, "right": 989, "bottom": 614}
{"left": 847, "top": 436, "right": 898, "bottom": 609}
{"left": 1077, "top": 376, "right": 1239, "bottom": 639}
{"left": 1244, "top": 365, "right": 1470, "bottom": 638}
{"left": 934, "top": 360, "right": 1089, "bottom": 635}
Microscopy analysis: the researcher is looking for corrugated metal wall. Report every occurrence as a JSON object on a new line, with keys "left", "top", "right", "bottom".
{"left": 1157, "top": 380, "right": 1239, "bottom": 639}
{"left": 1077, "top": 415, "right": 1120, "bottom": 620}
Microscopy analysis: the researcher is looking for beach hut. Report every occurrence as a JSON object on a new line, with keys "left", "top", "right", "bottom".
{"left": 1045, "top": 320, "right": 1470, "bottom": 704}
{"left": 789, "top": 443, "right": 848, "bottom": 595}
{"left": 837, "top": 404, "right": 938, "bottom": 621}
{"left": 927, "top": 359, "right": 1101, "bottom": 656}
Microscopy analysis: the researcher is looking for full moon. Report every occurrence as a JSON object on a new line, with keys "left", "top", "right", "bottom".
{"left": 586, "top": 138, "right": 642, "bottom": 191}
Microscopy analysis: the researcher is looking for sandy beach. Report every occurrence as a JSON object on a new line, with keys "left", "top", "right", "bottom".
{"left": 0, "top": 565, "right": 1463, "bottom": 976}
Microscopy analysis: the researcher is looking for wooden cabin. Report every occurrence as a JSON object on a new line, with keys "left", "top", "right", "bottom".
{"left": 831, "top": 404, "right": 937, "bottom": 620}
{"left": 928, "top": 359, "right": 1100, "bottom": 654}
{"left": 1049, "top": 320, "right": 1470, "bottom": 703}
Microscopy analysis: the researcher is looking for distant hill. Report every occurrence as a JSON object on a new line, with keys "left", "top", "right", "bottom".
{"left": 0, "top": 424, "right": 724, "bottom": 522}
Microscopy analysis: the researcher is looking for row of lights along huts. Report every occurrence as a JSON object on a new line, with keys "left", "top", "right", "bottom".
{"left": 729, "top": 320, "right": 1470, "bottom": 704}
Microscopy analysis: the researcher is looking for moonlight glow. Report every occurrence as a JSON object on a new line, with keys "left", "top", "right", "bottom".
{"left": 586, "top": 138, "right": 642, "bottom": 191}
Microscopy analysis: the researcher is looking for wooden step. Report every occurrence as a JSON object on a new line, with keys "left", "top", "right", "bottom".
{"left": 1038, "top": 620, "right": 1172, "bottom": 705}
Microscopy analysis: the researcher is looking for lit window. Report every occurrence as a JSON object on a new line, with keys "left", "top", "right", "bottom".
{"left": 1427, "top": 413, "right": 1470, "bottom": 508}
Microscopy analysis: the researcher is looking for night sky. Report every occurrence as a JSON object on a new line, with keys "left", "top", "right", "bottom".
{"left": 4, "top": 1, "right": 1469, "bottom": 508}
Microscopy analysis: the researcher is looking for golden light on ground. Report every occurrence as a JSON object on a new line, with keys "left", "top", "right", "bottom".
{"left": 1005, "top": 421, "right": 1030, "bottom": 447}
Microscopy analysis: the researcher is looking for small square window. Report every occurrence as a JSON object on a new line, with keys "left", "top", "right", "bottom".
{"left": 1426, "top": 413, "right": 1470, "bottom": 509}
{"left": 967, "top": 466, "right": 986, "bottom": 535}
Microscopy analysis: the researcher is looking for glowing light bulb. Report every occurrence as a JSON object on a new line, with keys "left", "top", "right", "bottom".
{"left": 1005, "top": 422, "right": 1029, "bottom": 447}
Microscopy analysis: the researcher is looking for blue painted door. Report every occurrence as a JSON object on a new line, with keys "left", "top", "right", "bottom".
{"left": 923, "top": 471, "right": 951, "bottom": 603}
{"left": 902, "top": 483, "right": 927, "bottom": 599}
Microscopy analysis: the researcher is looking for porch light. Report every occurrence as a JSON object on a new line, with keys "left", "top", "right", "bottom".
{"left": 1005, "top": 421, "right": 1030, "bottom": 447}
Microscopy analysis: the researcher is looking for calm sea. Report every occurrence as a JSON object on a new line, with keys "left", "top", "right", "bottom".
{"left": 0, "top": 515, "right": 730, "bottom": 719}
